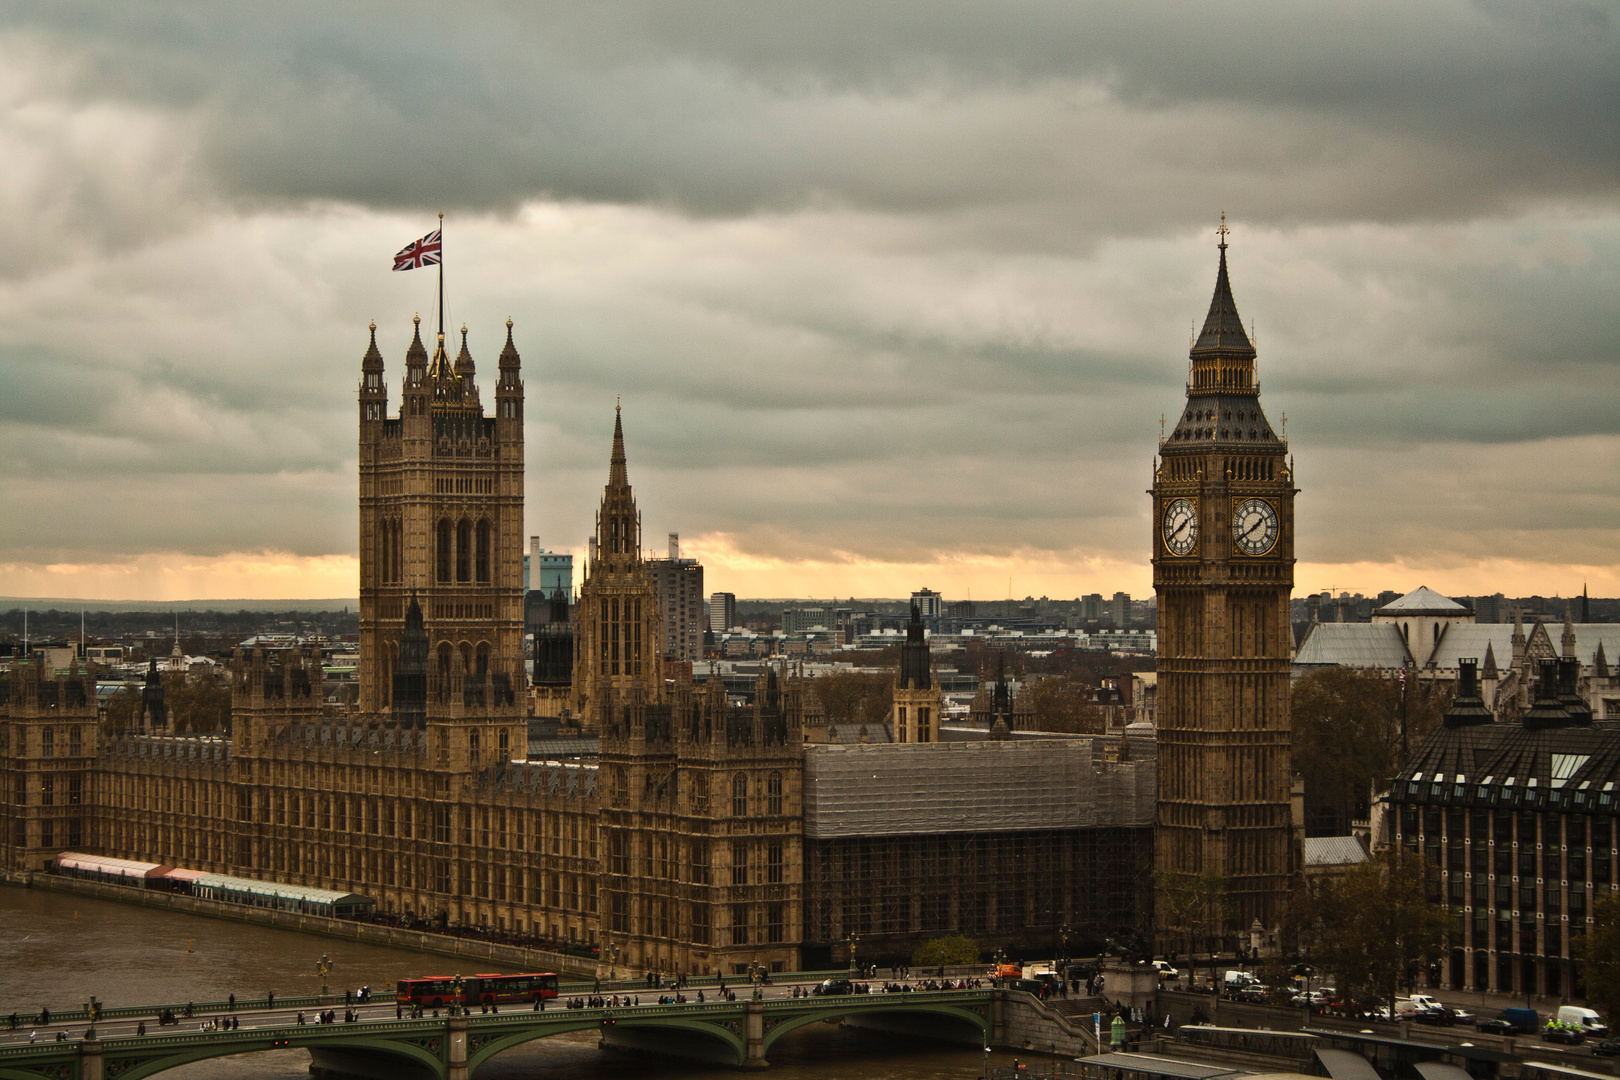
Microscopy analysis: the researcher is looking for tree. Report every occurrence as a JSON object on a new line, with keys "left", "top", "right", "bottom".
{"left": 912, "top": 934, "right": 979, "bottom": 968}
{"left": 168, "top": 671, "right": 232, "bottom": 733}
{"left": 1301, "top": 847, "right": 1450, "bottom": 1008}
{"left": 1030, "top": 674, "right": 1106, "bottom": 734}
{"left": 813, "top": 672, "right": 891, "bottom": 727}
{"left": 103, "top": 683, "right": 140, "bottom": 734}
{"left": 1155, "top": 870, "right": 1231, "bottom": 981}
{"left": 1291, "top": 668, "right": 1449, "bottom": 836}
{"left": 1576, "top": 891, "right": 1620, "bottom": 1019}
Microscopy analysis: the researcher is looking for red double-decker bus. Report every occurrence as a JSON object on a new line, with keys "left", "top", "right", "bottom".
{"left": 396, "top": 973, "right": 559, "bottom": 1008}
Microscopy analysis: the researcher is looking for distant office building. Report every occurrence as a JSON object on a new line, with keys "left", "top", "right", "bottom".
{"left": 1110, "top": 592, "right": 1130, "bottom": 629}
{"left": 1081, "top": 594, "right": 1104, "bottom": 622}
{"left": 538, "top": 551, "right": 573, "bottom": 596}
{"left": 782, "top": 607, "right": 835, "bottom": 634}
{"left": 1472, "top": 593, "right": 1507, "bottom": 624}
{"left": 910, "top": 588, "right": 942, "bottom": 620}
{"left": 709, "top": 592, "right": 736, "bottom": 633}
{"left": 648, "top": 533, "right": 705, "bottom": 663}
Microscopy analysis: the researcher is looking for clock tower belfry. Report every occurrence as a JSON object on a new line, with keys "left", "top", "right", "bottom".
{"left": 1152, "top": 222, "right": 1296, "bottom": 934}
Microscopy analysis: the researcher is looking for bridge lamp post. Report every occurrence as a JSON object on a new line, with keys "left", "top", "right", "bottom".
{"left": 451, "top": 975, "right": 465, "bottom": 1017}
{"left": 606, "top": 942, "right": 621, "bottom": 982}
{"left": 1059, "top": 924, "right": 1072, "bottom": 967}
{"left": 846, "top": 933, "right": 860, "bottom": 974}
{"left": 85, "top": 996, "right": 100, "bottom": 1042}
{"left": 316, "top": 955, "right": 333, "bottom": 999}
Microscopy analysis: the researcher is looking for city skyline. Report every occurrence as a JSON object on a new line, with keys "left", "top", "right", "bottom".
{"left": 0, "top": 4, "right": 1614, "bottom": 602}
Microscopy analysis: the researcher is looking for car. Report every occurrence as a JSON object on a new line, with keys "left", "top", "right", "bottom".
{"left": 814, "top": 978, "right": 854, "bottom": 996}
{"left": 1445, "top": 1007, "right": 1474, "bottom": 1024}
{"left": 1476, "top": 1018, "right": 1517, "bottom": 1035}
{"left": 1593, "top": 1037, "right": 1620, "bottom": 1058}
{"left": 1543, "top": 1023, "right": 1585, "bottom": 1045}
{"left": 1414, "top": 1007, "right": 1455, "bottom": 1026}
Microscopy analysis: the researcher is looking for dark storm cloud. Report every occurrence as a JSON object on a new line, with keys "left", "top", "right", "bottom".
{"left": 0, "top": 2, "right": 1614, "bottom": 590}
{"left": 6, "top": 1, "right": 1616, "bottom": 229}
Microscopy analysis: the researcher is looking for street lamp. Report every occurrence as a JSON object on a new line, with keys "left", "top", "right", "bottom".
{"left": 451, "top": 974, "right": 465, "bottom": 1017}
{"left": 606, "top": 942, "right": 621, "bottom": 981}
{"left": 316, "top": 955, "right": 333, "bottom": 998}
{"left": 85, "top": 997, "right": 100, "bottom": 1042}
{"left": 846, "top": 932, "right": 860, "bottom": 973}
{"left": 1059, "top": 924, "right": 1073, "bottom": 966}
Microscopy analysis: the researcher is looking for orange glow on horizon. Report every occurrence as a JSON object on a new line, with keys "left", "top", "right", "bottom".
{"left": 0, "top": 543, "right": 1613, "bottom": 605}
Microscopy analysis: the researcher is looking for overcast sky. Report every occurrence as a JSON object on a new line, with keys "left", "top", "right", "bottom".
{"left": 0, "top": 1, "right": 1615, "bottom": 602}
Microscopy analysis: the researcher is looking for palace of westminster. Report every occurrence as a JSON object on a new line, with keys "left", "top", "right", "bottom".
{"left": 8, "top": 234, "right": 1609, "bottom": 994}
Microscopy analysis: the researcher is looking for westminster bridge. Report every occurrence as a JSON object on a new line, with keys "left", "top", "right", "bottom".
{"left": 0, "top": 988, "right": 1001, "bottom": 1079}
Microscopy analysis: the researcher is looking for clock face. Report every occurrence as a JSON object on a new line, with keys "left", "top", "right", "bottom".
{"left": 1162, "top": 498, "right": 1198, "bottom": 557}
{"left": 1232, "top": 498, "right": 1280, "bottom": 556}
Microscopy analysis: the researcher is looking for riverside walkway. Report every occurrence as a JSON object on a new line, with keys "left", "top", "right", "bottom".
{"left": 0, "top": 985, "right": 994, "bottom": 1079}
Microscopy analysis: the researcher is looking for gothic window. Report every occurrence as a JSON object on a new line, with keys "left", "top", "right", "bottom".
{"left": 475, "top": 642, "right": 490, "bottom": 679}
{"left": 767, "top": 772, "right": 783, "bottom": 816}
{"left": 475, "top": 519, "right": 491, "bottom": 583}
{"left": 767, "top": 841, "right": 784, "bottom": 884}
{"left": 436, "top": 520, "right": 452, "bottom": 583}
{"left": 731, "top": 840, "right": 748, "bottom": 885}
{"left": 919, "top": 707, "right": 931, "bottom": 742}
{"left": 437, "top": 643, "right": 452, "bottom": 690}
{"left": 731, "top": 773, "right": 748, "bottom": 817}
{"left": 456, "top": 519, "right": 472, "bottom": 582}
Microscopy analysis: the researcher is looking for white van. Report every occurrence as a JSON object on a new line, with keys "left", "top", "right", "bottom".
{"left": 1394, "top": 996, "right": 1443, "bottom": 1019}
{"left": 1557, "top": 1006, "right": 1609, "bottom": 1037}
{"left": 1224, "top": 970, "right": 1257, "bottom": 988}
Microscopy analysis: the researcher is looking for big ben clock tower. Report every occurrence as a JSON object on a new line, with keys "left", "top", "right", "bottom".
{"left": 1153, "top": 220, "right": 1296, "bottom": 934}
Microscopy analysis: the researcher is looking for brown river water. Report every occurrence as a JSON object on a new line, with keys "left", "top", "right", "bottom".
{"left": 0, "top": 886, "right": 991, "bottom": 1079}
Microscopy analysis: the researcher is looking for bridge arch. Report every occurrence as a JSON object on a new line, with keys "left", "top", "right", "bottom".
{"left": 466, "top": 1015, "right": 747, "bottom": 1071}
{"left": 85, "top": 1032, "right": 444, "bottom": 1080}
{"left": 760, "top": 1000, "right": 989, "bottom": 1058}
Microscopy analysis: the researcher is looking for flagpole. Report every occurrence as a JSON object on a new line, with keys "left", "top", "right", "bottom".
{"left": 437, "top": 211, "right": 444, "bottom": 340}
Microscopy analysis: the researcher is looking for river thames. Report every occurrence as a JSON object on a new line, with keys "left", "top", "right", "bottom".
{"left": 0, "top": 887, "right": 991, "bottom": 1079}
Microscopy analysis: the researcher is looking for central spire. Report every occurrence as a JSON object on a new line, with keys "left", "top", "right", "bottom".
{"left": 609, "top": 400, "right": 628, "bottom": 489}
{"left": 1192, "top": 215, "right": 1255, "bottom": 359}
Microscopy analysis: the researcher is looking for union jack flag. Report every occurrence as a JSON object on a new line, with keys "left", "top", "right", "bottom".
{"left": 392, "top": 229, "right": 442, "bottom": 271}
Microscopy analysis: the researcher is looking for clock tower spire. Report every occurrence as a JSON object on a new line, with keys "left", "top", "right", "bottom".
{"left": 1152, "top": 221, "right": 1297, "bottom": 939}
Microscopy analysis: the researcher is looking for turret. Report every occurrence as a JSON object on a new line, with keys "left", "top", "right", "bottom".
{"left": 359, "top": 320, "right": 386, "bottom": 425}
{"left": 898, "top": 603, "right": 931, "bottom": 691}
{"left": 495, "top": 318, "right": 523, "bottom": 427}
{"left": 403, "top": 314, "right": 429, "bottom": 416}
{"left": 452, "top": 325, "right": 479, "bottom": 402}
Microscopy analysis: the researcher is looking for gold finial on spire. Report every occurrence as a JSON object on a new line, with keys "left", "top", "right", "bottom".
{"left": 1217, "top": 210, "right": 1229, "bottom": 250}
{"left": 413, "top": 313, "right": 421, "bottom": 325}
{"left": 1280, "top": 412, "right": 1287, "bottom": 436}
{"left": 1159, "top": 413, "right": 1166, "bottom": 442}
{"left": 369, "top": 319, "right": 376, "bottom": 332}
{"left": 506, "top": 317, "right": 513, "bottom": 329}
